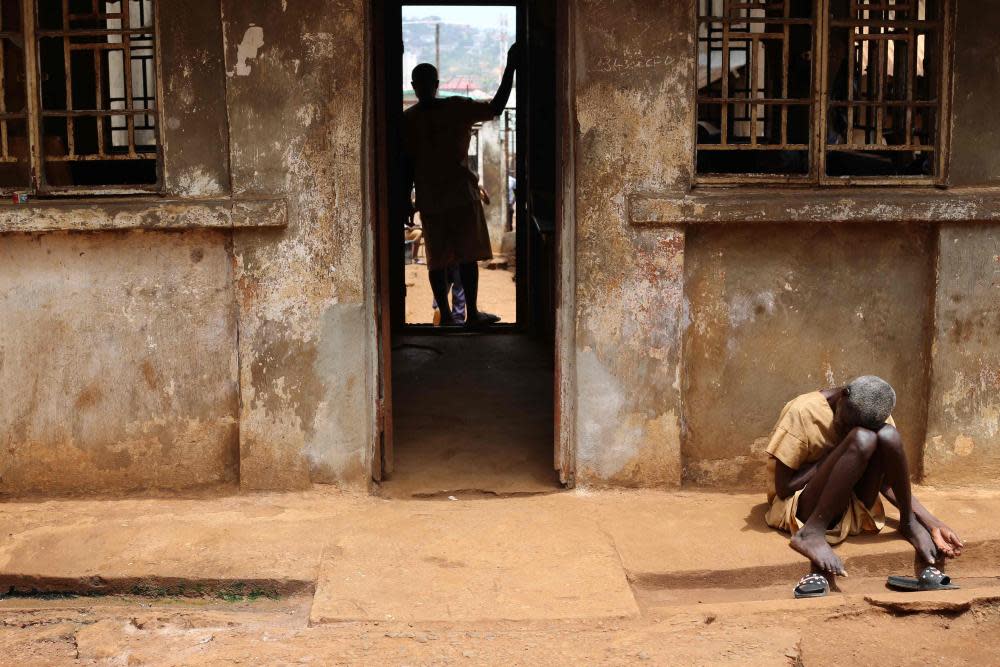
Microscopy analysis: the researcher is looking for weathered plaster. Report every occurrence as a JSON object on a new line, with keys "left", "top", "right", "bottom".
{"left": 478, "top": 118, "right": 506, "bottom": 252}
{"left": 223, "top": 0, "right": 371, "bottom": 490}
{"left": 631, "top": 188, "right": 1000, "bottom": 226}
{"left": 949, "top": 0, "right": 1000, "bottom": 186}
{"left": 682, "top": 223, "right": 935, "bottom": 488}
{"left": 924, "top": 225, "right": 1000, "bottom": 483}
{"left": 0, "top": 198, "right": 286, "bottom": 234}
{"left": 0, "top": 231, "right": 239, "bottom": 495}
{"left": 159, "top": 0, "right": 231, "bottom": 197}
{"left": 571, "top": 0, "right": 693, "bottom": 487}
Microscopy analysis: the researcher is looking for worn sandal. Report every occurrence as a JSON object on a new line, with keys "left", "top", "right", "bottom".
{"left": 793, "top": 573, "right": 830, "bottom": 599}
{"left": 886, "top": 566, "right": 959, "bottom": 592}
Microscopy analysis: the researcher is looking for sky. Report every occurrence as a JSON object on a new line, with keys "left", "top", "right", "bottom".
{"left": 401, "top": 5, "right": 515, "bottom": 31}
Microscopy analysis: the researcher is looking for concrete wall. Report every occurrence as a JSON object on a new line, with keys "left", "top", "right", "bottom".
{"left": 479, "top": 118, "right": 506, "bottom": 252}
{"left": 0, "top": 1, "right": 373, "bottom": 496}
{"left": 565, "top": 0, "right": 997, "bottom": 490}
{"left": 570, "top": 0, "right": 692, "bottom": 486}
{"left": 223, "top": 0, "right": 372, "bottom": 490}
{"left": 1, "top": 0, "right": 998, "bottom": 496}
{"left": 683, "top": 224, "right": 935, "bottom": 488}
{"left": 948, "top": 0, "right": 1000, "bottom": 186}
{"left": 924, "top": 225, "right": 1000, "bottom": 483}
{"left": 0, "top": 231, "right": 239, "bottom": 495}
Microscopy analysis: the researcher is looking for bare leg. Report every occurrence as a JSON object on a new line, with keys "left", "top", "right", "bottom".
{"left": 458, "top": 262, "right": 480, "bottom": 320}
{"left": 873, "top": 426, "right": 937, "bottom": 569}
{"left": 428, "top": 268, "right": 454, "bottom": 324}
{"left": 790, "top": 428, "right": 878, "bottom": 576}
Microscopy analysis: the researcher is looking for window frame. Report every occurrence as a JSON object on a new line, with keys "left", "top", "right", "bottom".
{"left": 6, "top": 0, "right": 165, "bottom": 197}
{"left": 692, "top": 0, "right": 955, "bottom": 188}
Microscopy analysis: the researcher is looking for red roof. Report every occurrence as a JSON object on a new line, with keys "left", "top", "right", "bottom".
{"left": 439, "top": 76, "right": 480, "bottom": 91}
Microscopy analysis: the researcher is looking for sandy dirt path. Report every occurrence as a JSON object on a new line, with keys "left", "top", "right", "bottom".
{"left": 405, "top": 263, "right": 517, "bottom": 325}
{"left": 2, "top": 590, "right": 999, "bottom": 665}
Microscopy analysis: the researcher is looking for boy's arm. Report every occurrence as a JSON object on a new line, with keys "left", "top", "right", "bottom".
{"left": 774, "top": 458, "right": 822, "bottom": 500}
{"left": 490, "top": 44, "right": 518, "bottom": 117}
{"left": 881, "top": 485, "right": 965, "bottom": 557}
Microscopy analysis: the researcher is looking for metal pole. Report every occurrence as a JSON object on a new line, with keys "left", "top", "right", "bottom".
{"left": 435, "top": 23, "right": 440, "bottom": 72}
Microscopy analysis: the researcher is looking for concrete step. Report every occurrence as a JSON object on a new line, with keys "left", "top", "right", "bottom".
{"left": 1, "top": 487, "right": 998, "bottom": 624}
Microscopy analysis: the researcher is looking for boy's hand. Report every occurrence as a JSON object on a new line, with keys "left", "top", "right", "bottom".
{"left": 931, "top": 524, "right": 964, "bottom": 558}
{"left": 506, "top": 43, "right": 519, "bottom": 70}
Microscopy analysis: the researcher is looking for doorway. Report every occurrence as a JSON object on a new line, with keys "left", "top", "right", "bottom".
{"left": 370, "top": 0, "right": 565, "bottom": 496}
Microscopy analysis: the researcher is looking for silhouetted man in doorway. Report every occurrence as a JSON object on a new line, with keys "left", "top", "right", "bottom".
{"left": 402, "top": 44, "right": 518, "bottom": 327}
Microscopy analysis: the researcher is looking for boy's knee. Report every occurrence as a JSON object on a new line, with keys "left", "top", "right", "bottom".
{"left": 876, "top": 425, "right": 905, "bottom": 457}
{"left": 846, "top": 427, "right": 878, "bottom": 460}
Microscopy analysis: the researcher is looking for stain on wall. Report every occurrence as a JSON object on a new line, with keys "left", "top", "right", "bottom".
{"left": 159, "top": 0, "right": 231, "bottom": 196}
{"left": 948, "top": 0, "right": 1000, "bottom": 186}
{"left": 571, "top": 0, "right": 693, "bottom": 486}
{"left": 222, "top": 0, "right": 371, "bottom": 490}
{"left": 0, "top": 231, "right": 239, "bottom": 495}
{"left": 683, "top": 223, "right": 935, "bottom": 488}
{"left": 924, "top": 224, "right": 1000, "bottom": 483}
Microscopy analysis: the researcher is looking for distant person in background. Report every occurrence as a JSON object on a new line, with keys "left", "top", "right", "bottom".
{"left": 401, "top": 43, "right": 518, "bottom": 328}
{"left": 431, "top": 186, "right": 490, "bottom": 324}
{"left": 506, "top": 173, "right": 516, "bottom": 232}
{"left": 404, "top": 211, "right": 423, "bottom": 264}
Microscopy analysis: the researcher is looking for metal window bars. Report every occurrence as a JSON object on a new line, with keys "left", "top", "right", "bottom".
{"left": 697, "top": 1, "right": 816, "bottom": 154}
{"left": 0, "top": 1, "right": 30, "bottom": 182}
{"left": 696, "top": 0, "right": 950, "bottom": 183}
{"left": 823, "top": 0, "right": 942, "bottom": 177}
{"left": 0, "top": 0, "right": 160, "bottom": 192}
{"left": 39, "top": 0, "right": 157, "bottom": 161}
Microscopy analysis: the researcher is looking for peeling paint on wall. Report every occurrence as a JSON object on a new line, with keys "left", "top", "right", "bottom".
{"left": 925, "top": 225, "right": 1000, "bottom": 484}
{"left": 682, "top": 223, "right": 934, "bottom": 488}
{"left": 0, "top": 231, "right": 239, "bottom": 495}
{"left": 571, "top": 0, "right": 693, "bottom": 488}
{"left": 224, "top": 0, "right": 370, "bottom": 491}
{"left": 232, "top": 25, "right": 265, "bottom": 77}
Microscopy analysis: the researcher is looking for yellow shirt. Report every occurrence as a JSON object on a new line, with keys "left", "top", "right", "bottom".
{"left": 765, "top": 391, "right": 895, "bottom": 502}
{"left": 402, "top": 97, "right": 495, "bottom": 215}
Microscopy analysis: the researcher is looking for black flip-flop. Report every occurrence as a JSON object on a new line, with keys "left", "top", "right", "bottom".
{"left": 465, "top": 312, "right": 501, "bottom": 329}
{"left": 886, "top": 566, "right": 959, "bottom": 592}
{"left": 793, "top": 573, "right": 830, "bottom": 599}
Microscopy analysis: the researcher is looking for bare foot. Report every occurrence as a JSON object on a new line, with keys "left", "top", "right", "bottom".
{"left": 790, "top": 530, "right": 847, "bottom": 576}
{"left": 899, "top": 518, "right": 937, "bottom": 570}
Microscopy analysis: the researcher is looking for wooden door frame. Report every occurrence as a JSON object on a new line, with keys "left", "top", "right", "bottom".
{"left": 367, "top": 0, "right": 575, "bottom": 485}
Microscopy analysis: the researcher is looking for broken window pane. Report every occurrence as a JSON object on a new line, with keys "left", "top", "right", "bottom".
{"left": 696, "top": 0, "right": 816, "bottom": 176}
{"left": 36, "top": 0, "right": 159, "bottom": 189}
{"left": 825, "top": 0, "right": 941, "bottom": 178}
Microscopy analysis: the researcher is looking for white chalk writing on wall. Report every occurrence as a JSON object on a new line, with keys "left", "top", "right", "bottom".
{"left": 593, "top": 49, "right": 671, "bottom": 74}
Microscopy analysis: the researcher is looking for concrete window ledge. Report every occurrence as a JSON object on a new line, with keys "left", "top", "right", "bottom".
{"left": 629, "top": 187, "right": 1000, "bottom": 226}
{"left": 0, "top": 197, "right": 288, "bottom": 234}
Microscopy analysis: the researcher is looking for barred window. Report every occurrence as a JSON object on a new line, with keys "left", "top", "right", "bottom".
{"left": 696, "top": 0, "right": 950, "bottom": 184}
{"left": 0, "top": 0, "right": 160, "bottom": 194}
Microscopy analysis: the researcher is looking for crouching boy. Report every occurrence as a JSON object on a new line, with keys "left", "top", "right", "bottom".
{"left": 764, "top": 376, "right": 964, "bottom": 596}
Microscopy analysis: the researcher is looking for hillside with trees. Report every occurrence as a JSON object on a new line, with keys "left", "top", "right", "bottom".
{"left": 403, "top": 16, "right": 513, "bottom": 91}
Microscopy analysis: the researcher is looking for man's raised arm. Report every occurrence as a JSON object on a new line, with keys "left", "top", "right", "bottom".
{"left": 490, "top": 44, "right": 519, "bottom": 117}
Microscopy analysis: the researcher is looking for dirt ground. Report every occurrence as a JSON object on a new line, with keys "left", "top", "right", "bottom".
{"left": 405, "top": 263, "right": 517, "bottom": 325}
{"left": 2, "top": 590, "right": 999, "bottom": 665}
{"left": 387, "top": 334, "right": 558, "bottom": 497}
{"left": 3, "top": 487, "right": 999, "bottom": 665}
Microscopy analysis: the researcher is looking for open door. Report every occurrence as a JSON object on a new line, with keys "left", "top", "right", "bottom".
{"left": 370, "top": 0, "right": 405, "bottom": 478}
{"left": 370, "top": 0, "right": 569, "bottom": 487}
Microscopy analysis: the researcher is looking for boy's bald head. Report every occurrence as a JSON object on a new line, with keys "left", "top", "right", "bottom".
{"left": 411, "top": 63, "right": 439, "bottom": 103}
{"left": 838, "top": 375, "right": 896, "bottom": 431}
